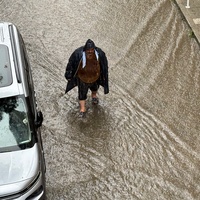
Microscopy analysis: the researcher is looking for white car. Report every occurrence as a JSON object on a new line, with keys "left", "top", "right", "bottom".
{"left": 0, "top": 22, "right": 46, "bottom": 199}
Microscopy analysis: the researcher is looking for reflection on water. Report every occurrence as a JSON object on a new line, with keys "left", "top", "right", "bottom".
{"left": 0, "top": 0, "right": 200, "bottom": 199}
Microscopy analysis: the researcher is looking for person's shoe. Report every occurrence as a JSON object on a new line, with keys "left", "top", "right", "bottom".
{"left": 79, "top": 111, "right": 86, "bottom": 118}
{"left": 92, "top": 97, "right": 99, "bottom": 105}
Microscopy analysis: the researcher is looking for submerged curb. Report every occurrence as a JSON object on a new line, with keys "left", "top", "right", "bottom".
{"left": 174, "top": 0, "right": 200, "bottom": 47}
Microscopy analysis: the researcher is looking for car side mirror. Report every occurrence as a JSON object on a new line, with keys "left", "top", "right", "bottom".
{"left": 35, "top": 111, "right": 43, "bottom": 128}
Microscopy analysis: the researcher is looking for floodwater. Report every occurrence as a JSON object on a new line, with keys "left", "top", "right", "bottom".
{"left": 1, "top": 0, "right": 200, "bottom": 199}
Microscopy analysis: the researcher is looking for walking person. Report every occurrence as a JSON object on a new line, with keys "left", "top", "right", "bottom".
{"left": 64, "top": 39, "right": 109, "bottom": 117}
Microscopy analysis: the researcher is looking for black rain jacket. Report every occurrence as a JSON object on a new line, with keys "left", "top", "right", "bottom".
{"left": 64, "top": 46, "right": 109, "bottom": 94}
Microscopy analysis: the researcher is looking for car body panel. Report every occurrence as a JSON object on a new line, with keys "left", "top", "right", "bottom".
{"left": 0, "top": 144, "right": 39, "bottom": 195}
{"left": 0, "top": 22, "right": 46, "bottom": 199}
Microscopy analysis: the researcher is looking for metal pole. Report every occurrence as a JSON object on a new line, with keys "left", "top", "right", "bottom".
{"left": 186, "top": 0, "right": 190, "bottom": 8}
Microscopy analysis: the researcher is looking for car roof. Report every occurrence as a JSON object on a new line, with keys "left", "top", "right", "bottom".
{"left": 0, "top": 22, "right": 24, "bottom": 98}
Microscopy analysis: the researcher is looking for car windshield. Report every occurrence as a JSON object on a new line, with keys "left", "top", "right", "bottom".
{"left": 0, "top": 96, "right": 32, "bottom": 151}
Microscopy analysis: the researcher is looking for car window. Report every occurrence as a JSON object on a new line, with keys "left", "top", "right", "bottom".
{"left": 0, "top": 44, "right": 12, "bottom": 87}
{"left": 0, "top": 96, "right": 31, "bottom": 149}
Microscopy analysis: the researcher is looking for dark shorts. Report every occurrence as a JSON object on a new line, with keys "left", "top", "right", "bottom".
{"left": 77, "top": 78, "right": 99, "bottom": 100}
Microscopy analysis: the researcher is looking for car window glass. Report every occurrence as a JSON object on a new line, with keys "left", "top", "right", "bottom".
{"left": 0, "top": 96, "right": 31, "bottom": 148}
{"left": 0, "top": 45, "right": 12, "bottom": 87}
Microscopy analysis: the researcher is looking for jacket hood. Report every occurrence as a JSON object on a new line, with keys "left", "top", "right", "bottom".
{"left": 83, "top": 39, "right": 96, "bottom": 51}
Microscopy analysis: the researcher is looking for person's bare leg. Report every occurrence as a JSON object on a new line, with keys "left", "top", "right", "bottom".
{"left": 79, "top": 100, "right": 86, "bottom": 112}
{"left": 91, "top": 91, "right": 99, "bottom": 104}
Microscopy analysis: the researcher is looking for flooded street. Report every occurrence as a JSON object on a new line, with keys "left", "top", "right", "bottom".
{"left": 1, "top": 0, "right": 200, "bottom": 199}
